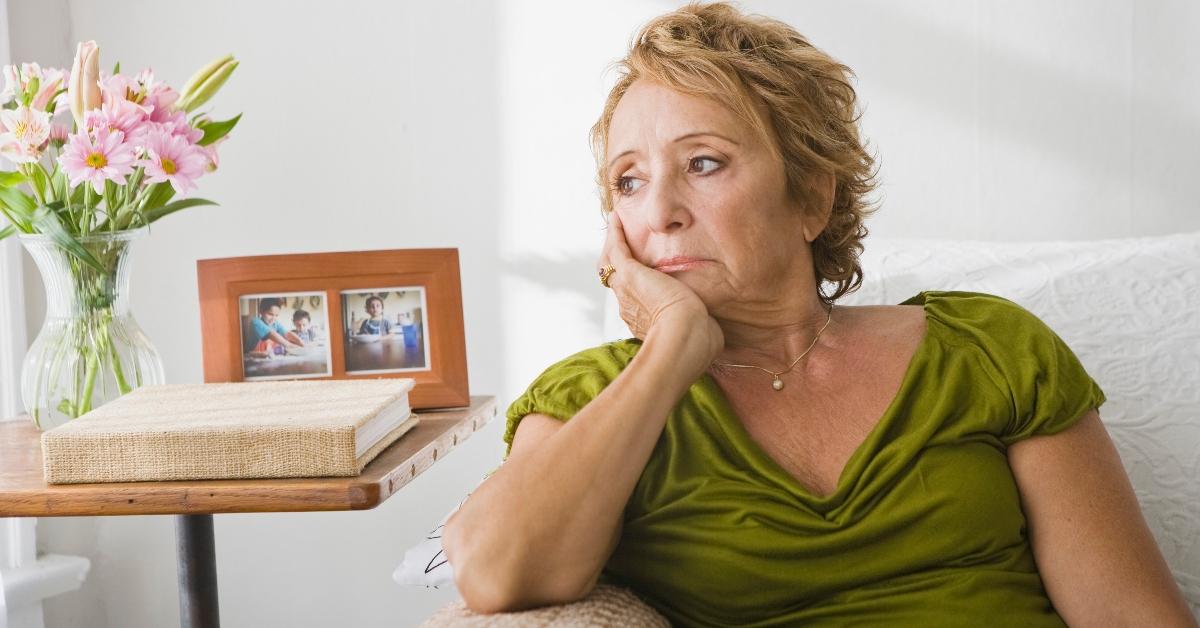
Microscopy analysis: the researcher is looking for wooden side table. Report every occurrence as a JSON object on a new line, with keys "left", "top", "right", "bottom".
{"left": 0, "top": 396, "right": 497, "bottom": 628}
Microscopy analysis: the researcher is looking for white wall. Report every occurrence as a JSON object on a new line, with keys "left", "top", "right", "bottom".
{"left": 6, "top": 1, "right": 1199, "bottom": 626}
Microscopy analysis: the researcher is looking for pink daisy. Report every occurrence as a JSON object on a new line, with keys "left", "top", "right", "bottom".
{"left": 154, "top": 109, "right": 204, "bottom": 144}
{"left": 85, "top": 99, "right": 151, "bottom": 147}
{"left": 141, "top": 131, "right": 208, "bottom": 196}
{"left": 58, "top": 126, "right": 137, "bottom": 194}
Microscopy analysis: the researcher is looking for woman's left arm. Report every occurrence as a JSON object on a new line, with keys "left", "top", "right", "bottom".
{"left": 1008, "top": 409, "right": 1196, "bottom": 627}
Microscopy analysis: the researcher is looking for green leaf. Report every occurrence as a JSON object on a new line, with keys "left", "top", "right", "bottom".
{"left": 139, "top": 182, "right": 175, "bottom": 212}
{"left": 0, "top": 171, "right": 27, "bottom": 187}
{"left": 113, "top": 62, "right": 120, "bottom": 75}
{"left": 21, "top": 76, "right": 38, "bottom": 106}
{"left": 29, "top": 166, "right": 48, "bottom": 201}
{"left": 142, "top": 198, "right": 217, "bottom": 224}
{"left": 196, "top": 113, "right": 241, "bottom": 146}
{"left": 53, "top": 168, "right": 69, "bottom": 200}
{"left": 0, "top": 186, "right": 37, "bottom": 231}
{"left": 0, "top": 206, "right": 29, "bottom": 233}
{"left": 31, "top": 206, "right": 103, "bottom": 271}
{"left": 0, "top": 223, "right": 15, "bottom": 241}
{"left": 0, "top": 186, "right": 37, "bottom": 219}
{"left": 46, "top": 88, "right": 67, "bottom": 116}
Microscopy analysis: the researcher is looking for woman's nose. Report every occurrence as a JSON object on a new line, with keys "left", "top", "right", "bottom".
{"left": 642, "top": 174, "right": 692, "bottom": 234}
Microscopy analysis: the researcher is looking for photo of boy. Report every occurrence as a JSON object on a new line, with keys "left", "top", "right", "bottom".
{"left": 357, "top": 296, "right": 397, "bottom": 336}
{"left": 239, "top": 292, "right": 333, "bottom": 381}
{"left": 249, "top": 297, "right": 305, "bottom": 357}
{"left": 341, "top": 288, "right": 430, "bottom": 374}
{"left": 292, "top": 309, "right": 322, "bottom": 342}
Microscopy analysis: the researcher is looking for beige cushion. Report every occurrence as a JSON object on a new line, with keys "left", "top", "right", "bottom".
{"left": 419, "top": 584, "right": 669, "bottom": 627}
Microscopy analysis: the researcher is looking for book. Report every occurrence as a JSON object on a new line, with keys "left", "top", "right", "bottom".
{"left": 40, "top": 379, "right": 418, "bottom": 484}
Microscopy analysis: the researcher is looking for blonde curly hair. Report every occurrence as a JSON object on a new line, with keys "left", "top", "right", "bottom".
{"left": 590, "top": 2, "right": 880, "bottom": 305}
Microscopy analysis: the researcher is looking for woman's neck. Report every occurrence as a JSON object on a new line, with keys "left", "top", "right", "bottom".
{"left": 712, "top": 296, "right": 836, "bottom": 371}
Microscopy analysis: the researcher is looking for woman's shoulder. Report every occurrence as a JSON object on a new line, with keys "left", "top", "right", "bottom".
{"left": 529, "top": 338, "right": 644, "bottom": 384}
{"left": 898, "top": 290, "right": 1053, "bottom": 343}
{"left": 503, "top": 339, "right": 644, "bottom": 454}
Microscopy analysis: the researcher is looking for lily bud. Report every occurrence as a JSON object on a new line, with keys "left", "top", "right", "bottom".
{"left": 177, "top": 54, "right": 237, "bottom": 113}
{"left": 67, "top": 41, "right": 101, "bottom": 130}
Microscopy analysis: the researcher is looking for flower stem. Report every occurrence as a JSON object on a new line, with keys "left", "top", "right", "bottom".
{"left": 108, "top": 328, "right": 132, "bottom": 395}
{"left": 79, "top": 346, "right": 99, "bottom": 416}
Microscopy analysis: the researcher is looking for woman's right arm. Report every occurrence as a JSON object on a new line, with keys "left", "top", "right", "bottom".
{"left": 443, "top": 210, "right": 721, "bottom": 613}
{"left": 442, "top": 316, "right": 712, "bottom": 613}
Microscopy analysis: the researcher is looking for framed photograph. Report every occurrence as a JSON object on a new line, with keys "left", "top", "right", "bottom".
{"left": 341, "top": 287, "right": 431, "bottom": 374}
{"left": 197, "top": 249, "right": 469, "bottom": 409}
{"left": 239, "top": 291, "right": 333, "bottom": 381}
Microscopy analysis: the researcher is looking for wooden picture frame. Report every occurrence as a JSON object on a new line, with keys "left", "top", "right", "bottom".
{"left": 197, "top": 248, "right": 469, "bottom": 409}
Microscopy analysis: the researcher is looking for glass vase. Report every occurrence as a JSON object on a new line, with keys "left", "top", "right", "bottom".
{"left": 18, "top": 227, "right": 165, "bottom": 430}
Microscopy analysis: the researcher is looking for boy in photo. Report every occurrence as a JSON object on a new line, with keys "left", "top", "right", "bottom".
{"left": 249, "top": 297, "right": 305, "bottom": 358}
{"left": 292, "top": 309, "right": 321, "bottom": 343}
{"left": 357, "top": 295, "right": 397, "bottom": 336}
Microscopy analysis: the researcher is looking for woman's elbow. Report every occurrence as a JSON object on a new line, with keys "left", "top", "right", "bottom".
{"left": 444, "top": 513, "right": 518, "bottom": 613}
{"left": 444, "top": 510, "right": 600, "bottom": 612}
{"left": 453, "top": 567, "right": 520, "bottom": 615}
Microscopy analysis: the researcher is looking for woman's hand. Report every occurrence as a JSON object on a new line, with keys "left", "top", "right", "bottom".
{"left": 599, "top": 210, "right": 723, "bottom": 368}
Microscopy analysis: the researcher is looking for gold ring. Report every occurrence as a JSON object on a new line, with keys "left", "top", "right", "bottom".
{"left": 598, "top": 265, "right": 616, "bottom": 288}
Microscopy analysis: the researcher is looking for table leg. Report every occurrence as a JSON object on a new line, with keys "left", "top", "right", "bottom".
{"left": 176, "top": 514, "right": 220, "bottom": 628}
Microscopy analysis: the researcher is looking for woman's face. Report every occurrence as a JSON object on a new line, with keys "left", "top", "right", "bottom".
{"left": 605, "top": 80, "right": 814, "bottom": 311}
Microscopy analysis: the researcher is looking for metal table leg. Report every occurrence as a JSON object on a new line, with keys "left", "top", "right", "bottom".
{"left": 176, "top": 514, "right": 220, "bottom": 628}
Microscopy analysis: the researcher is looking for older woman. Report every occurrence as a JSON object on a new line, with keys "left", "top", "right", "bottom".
{"left": 443, "top": 3, "right": 1195, "bottom": 626}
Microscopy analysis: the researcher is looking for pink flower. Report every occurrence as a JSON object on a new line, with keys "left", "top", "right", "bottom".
{"left": 101, "top": 69, "right": 179, "bottom": 123}
{"left": 0, "top": 65, "right": 18, "bottom": 104}
{"left": 140, "top": 131, "right": 207, "bottom": 196}
{"left": 32, "top": 67, "right": 65, "bottom": 111}
{"left": 145, "top": 84, "right": 180, "bottom": 123}
{"left": 49, "top": 124, "right": 69, "bottom": 149}
{"left": 155, "top": 109, "right": 204, "bottom": 144}
{"left": 58, "top": 126, "right": 137, "bottom": 194}
{"left": 68, "top": 42, "right": 102, "bottom": 130}
{"left": 85, "top": 99, "right": 151, "bottom": 146}
{"left": 1, "top": 63, "right": 67, "bottom": 112}
{"left": 0, "top": 106, "right": 51, "bottom": 163}
{"left": 201, "top": 136, "right": 227, "bottom": 172}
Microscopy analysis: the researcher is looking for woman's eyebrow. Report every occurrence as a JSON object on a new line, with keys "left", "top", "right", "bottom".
{"left": 607, "top": 131, "right": 741, "bottom": 170}
{"left": 672, "top": 131, "right": 740, "bottom": 146}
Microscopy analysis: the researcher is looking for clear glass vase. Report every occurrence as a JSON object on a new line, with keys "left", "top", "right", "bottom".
{"left": 19, "top": 227, "right": 165, "bottom": 430}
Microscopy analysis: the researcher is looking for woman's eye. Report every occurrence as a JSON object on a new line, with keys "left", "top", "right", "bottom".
{"left": 614, "top": 176, "right": 644, "bottom": 196}
{"left": 687, "top": 156, "right": 721, "bottom": 175}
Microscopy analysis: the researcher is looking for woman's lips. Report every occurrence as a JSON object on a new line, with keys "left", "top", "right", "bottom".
{"left": 653, "top": 257, "right": 708, "bottom": 272}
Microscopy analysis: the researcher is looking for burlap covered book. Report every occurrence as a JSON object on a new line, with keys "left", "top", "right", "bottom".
{"left": 41, "top": 379, "right": 418, "bottom": 484}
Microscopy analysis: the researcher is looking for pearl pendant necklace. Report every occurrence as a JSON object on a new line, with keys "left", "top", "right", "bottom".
{"left": 711, "top": 304, "right": 834, "bottom": 392}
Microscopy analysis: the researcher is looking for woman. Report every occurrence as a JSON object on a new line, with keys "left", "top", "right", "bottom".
{"left": 443, "top": 3, "right": 1195, "bottom": 626}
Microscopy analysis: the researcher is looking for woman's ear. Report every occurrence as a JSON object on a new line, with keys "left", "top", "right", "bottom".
{"left": 802, "top": 171, "right": 836, "bottom": 243}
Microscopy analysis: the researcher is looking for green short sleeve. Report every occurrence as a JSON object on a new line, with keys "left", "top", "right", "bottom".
{"left": 503, "top": 340, "right": 641, "bottom": 458}
{"left": 954, "top": 293, "right": 1107, "bottom": 444}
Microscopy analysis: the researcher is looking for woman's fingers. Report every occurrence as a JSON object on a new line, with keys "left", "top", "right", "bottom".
{"left": 606, "top": 210, "right": 634, "bottom": 261}
{"left": 598, "top": 210, "right": 634, "bottom": 290}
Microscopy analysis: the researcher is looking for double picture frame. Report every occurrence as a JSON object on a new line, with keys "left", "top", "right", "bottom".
{"left": 197, "top": 248, "right": 469, "bottom": 409}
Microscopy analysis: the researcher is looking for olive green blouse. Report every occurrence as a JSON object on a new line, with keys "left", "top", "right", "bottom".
{"left": 503, "top": 291, "right": 1107, "bottom": 627}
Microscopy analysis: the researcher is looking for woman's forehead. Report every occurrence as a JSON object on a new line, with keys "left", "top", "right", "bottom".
{"left": 608, "top": 80, "right": 753, "bottom": 157}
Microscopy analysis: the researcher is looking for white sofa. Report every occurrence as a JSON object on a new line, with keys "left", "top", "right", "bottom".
{"left": 427, "top": 231, "right": 1200, "bottom": 624}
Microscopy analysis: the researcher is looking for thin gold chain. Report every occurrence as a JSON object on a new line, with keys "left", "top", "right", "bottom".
{"left": 711, "top": 304, "right": 834, "bottom": 388}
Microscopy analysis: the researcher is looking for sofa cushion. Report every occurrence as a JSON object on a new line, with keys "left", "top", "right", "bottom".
{"left": 419, "top": 583, "right": 669, "bottom": 627}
